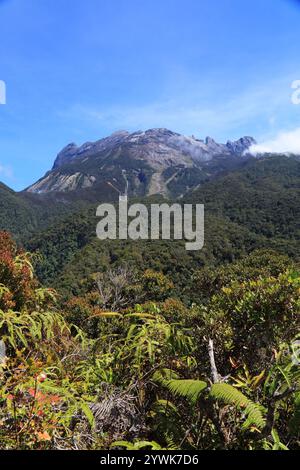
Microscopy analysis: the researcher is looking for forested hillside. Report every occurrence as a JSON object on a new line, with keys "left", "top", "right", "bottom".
{"left": 187, "top": 155, "right": 300, "bottom": 239}
{"left": 0, "top": 183, "right": 82, "bottom": 242}
{"left": 0, "top": 152, "right": 299, "bottom": 450}
{"left": 25, "top": 155, "right": 300, "bottom": 299}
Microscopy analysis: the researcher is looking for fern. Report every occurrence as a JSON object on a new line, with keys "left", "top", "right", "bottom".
{"left": 210, "top": 383, "right": 265, "bottom": 430}
{"left": 156, "top": 371, "right": 266, "bottom": 431}
{"left": 166, "top": 380, "right": 208, "bottom": 404}
{"left": 154, "top": 370, "right": 208, "bottom": 403}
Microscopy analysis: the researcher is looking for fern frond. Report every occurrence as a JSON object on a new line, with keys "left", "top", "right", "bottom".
{"left": 154, "top": 370, "right": 207, "bottom": 403}
{"left": 166, "top": 379, "right": 208, "bottom": 404}
{"left": 210, "top": 383, "right": 265, "bottom": 430}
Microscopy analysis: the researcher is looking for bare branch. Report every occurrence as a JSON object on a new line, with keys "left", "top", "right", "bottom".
{"left": 208, "top": 339, "right": 220, "bottom": 384}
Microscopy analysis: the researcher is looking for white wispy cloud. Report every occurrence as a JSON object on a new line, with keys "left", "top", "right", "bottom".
{"left": 58, "top": 74, "right": 293, "bottom": 141}
{"left": 250, "top": 127, "right": 300, "bottom": 154}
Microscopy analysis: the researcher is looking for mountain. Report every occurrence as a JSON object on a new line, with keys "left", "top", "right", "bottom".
{"left": 0, "top": 128, "right": 257, "bottom": 241}
{"left": 26, "top": 128, "right": 256, "bottom": 198}
{"left": 1, "top": 127, "right": 299, "bottom": 253}
{"left": 0, "top": 124, "right": 299, "bottom": 298}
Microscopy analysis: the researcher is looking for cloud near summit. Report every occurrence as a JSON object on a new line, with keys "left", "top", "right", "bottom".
{"left": 250, "top": 127, "right": 300, "bottom": 155}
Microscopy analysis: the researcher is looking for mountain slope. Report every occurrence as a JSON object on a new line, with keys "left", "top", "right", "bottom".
{"left": 0, "top": 182, "right": 94, "bottom": 242}
{"left": 187, "top": 154, "right": 300, "bottom": 239}
{"left": 0, "top": 183, "right": 39, "bottom": 240}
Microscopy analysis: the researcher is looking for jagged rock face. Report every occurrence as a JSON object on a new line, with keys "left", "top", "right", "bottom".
{"left": 226, "top": 136, "right": 256, "bottom": 155}
{"left": 27, "top": 128, "right": 256, "bottom": 198}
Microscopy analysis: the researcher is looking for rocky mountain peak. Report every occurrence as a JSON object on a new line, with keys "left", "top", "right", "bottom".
{"left": 28, "top": 128, "right": 257, "bottom": 197}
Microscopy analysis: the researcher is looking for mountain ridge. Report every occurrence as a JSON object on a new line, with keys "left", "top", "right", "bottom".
{"left": 26, "top": 128, "right": 256, "bottom": 197}
{"left": 52, "top": 129, "right": 256, "bottom": 170}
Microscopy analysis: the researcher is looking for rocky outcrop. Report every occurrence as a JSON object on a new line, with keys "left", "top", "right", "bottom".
{"left": 226, "top": 136, "right": 256, "bottom": 155}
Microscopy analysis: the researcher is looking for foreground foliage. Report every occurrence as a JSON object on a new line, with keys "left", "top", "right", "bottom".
{"left": 0, "top": 232, "right": 299, "bottom": 450}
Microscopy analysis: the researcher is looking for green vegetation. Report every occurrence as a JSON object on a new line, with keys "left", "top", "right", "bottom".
{"left": 24, "top": 155, "right": 300, "bottom": 297}
{"left": 0, "top": 154, "right": 299, "bottom": 450}
{"left": 0, "top": 232, "right": 299, "bottom": 450}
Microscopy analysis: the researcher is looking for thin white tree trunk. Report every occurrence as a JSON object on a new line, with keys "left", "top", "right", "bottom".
{"left": 208, "top": 339, "right": 219, "bottom": 384}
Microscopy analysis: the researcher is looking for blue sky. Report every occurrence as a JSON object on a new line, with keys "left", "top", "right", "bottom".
{"left": 0, "top": 0, "right": 300, "bottom": 190}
